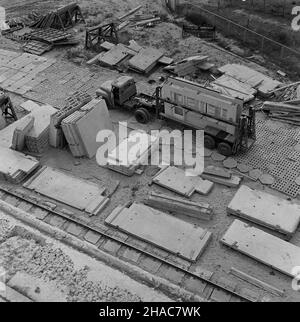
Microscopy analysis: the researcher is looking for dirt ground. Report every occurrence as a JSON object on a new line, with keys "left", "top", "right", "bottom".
{"left": 0, "top": 0, "right": 300, "bottom": 302}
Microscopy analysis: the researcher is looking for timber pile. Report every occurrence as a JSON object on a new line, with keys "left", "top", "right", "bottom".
{"left": 22, "top": 28, "right": 78, "bottom": 55}
{"left": 117, "top": 5, "right": 161, "bottom": 29}
{"left": 273, "top": 82, "right": 300, "bottom": 101}
{"left": 145, "top": 192, "right": 213, "bottom": 221}
{"left": 0, "top": 146, "right": 39, "bottom": 183}
{"left": 61, "top": 98, "right": 113, "bottom": 159}
{"left": 262, "top": 101, "right": 300, "bottom": 125}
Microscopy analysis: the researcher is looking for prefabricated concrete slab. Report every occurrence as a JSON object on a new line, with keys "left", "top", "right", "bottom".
{"left": 129, "top": 48, "right": 164, "bottom": 74}
{"left": 228, "top": 185, "right": 300, "bottom": 236}
{"left": 219, "top": 64, "right": 282, "bottom": 97}
{"left": 23, "top": 166, "right": 108, "bottom": 215}
{"left": 212, "top": 74, "right": 256, "bottom": 102}
{"left": 0, "top": 146, "right": 39, "bottom": 174}
{"left": 221, "top": 220, "right": 300, "bottom": 277}
{"left": 202, "top": 173, "right": 241, "bottom": 188}
{"left": 106, "top": 203, "right": 212, "bottom": 262}
{"left": 75, "top": 99, "right": 113, "bottom": 158}
{"left": 99, "top": 44, "right": 131, "bottom": 67}
{"left": 153, "top": 166, "right": 213, "bottom": 197}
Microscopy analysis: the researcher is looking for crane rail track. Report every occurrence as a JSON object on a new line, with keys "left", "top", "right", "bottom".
{"left": 0, "top": 185, "right": 261, "bottom": 302}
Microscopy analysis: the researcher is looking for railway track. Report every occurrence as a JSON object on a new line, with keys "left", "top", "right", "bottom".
{"left": 0, "top": 185, "right": 264, "bottom": 303}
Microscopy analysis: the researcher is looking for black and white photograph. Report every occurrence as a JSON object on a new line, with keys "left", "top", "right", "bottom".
{"left": 0, "top": 0, "right": 299, "bottom": 311}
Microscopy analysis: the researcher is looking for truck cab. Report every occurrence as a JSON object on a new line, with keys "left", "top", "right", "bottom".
{"left": 97, "top": 76, "right": 137, "bottom": 109}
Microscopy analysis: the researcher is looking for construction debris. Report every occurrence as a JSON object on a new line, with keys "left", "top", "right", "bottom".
{"left": 145, "top": 192, "right": 213, "bottom": 221}
{"left": 230, "top": 267, "right": 285, "bottom": 297}
{"left": 153, "top": 166, "right": 214, "bottom": 197}
{"left": 30, "top": 3, "right": 85, "bottom": 30}
{"left": 22, "top": 28, "right": 78, "bottom": 55}
{"left": 23, "top": 166, "right": 109, "bottom": 216}
{"left": 105, "top": 202, "right": 212, "bottom": 262}
{"left": 221, "top": 220, "right": 300, "bottom": 278}
{"left": 227, "top": 185, "right": 300, "bottom": 237}
{"left": 0, "top": 146, "right": 39, "bottom": 183}
{"left": 262, "top": 101, "right": 300, "bottom": 125}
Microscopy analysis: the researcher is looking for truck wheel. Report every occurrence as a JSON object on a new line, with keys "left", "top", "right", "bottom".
{"left": 135, "top": 108, "right": 150, "bottom": 124}
{"left": 204, "top": 135, "right": 216, "bottom": 150}
{"left": 217, "top": 142, "right": 232, "bottom": 157}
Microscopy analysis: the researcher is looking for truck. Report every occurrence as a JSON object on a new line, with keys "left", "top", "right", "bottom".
{"left": 97, "top": 75, "right": 256, "bottom": 156}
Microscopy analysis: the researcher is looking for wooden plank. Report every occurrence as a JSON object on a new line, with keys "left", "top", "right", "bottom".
{"left": 118, "top": 5, "right": 142, "bottom": 21}
{"left": 227, "top": 185, "right": 300, "bottom": 236}
{"left": 230, "top": 267, "right": 285, "bottom": 297}
{"left": 145, "top": 192, "right": 213, "bottom": 221}
{"left": 221, "top": 220, "right": 300, "bottom": 278}
{"left": 106, "top": 202, "right": 212, "bottom": 262}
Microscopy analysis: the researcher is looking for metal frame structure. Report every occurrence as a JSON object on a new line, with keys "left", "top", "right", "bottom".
{"left": 85, "top": 23, "right": 119, "bottom": 51}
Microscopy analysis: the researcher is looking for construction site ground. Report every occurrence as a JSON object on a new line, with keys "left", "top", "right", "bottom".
{"left": 1, "top": 0, "right": 300, "bottom": 302}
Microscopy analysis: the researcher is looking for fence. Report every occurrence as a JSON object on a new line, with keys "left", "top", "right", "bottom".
{"left": 212, "top": 0, "right": 297, "bottom": 17}
{"left": 177, "top": 3, "right": 300, "bottom": 61}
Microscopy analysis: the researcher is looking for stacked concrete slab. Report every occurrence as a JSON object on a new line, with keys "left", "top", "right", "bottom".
{"left": 25, "top": 104, "right": 57, "bottom": 154}
{"left": 49, "top": 91, "right": 92, "bottom": 148}
{"left": 0, "top": 146, "right": 39, "bottom": 183}
{"left": 62, "top": 98, "right": 113, "bottom": 158}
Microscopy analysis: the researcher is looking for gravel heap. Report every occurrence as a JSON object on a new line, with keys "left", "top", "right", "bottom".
{"left": 0, "top": 235, "right": 142, "bottom": 302}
